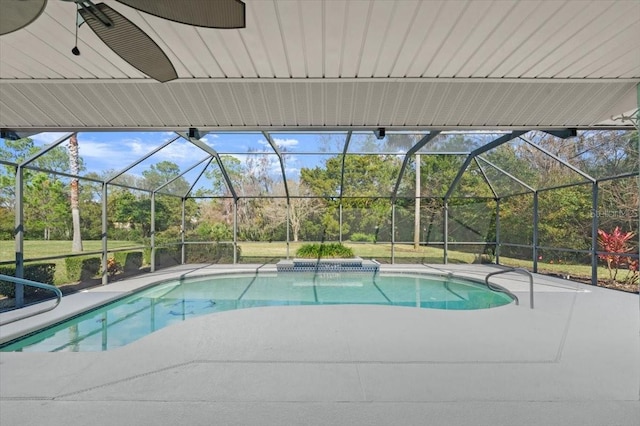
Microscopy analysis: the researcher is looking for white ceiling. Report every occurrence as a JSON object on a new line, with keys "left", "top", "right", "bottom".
{"left": 0, "top": 0, "right": 639, "bottom": 130}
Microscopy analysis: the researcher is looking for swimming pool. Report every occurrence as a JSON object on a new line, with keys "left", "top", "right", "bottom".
{"left": 0, "top": 272, "right": 514, "bottom": 352}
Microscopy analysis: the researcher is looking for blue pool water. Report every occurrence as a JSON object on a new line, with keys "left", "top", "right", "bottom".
{"left": 0, "top": 272, "right": 513, "bottom": 352}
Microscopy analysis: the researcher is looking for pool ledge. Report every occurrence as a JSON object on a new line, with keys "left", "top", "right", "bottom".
{"left": 0, "top": 264, "right": 277, "bottom": 344}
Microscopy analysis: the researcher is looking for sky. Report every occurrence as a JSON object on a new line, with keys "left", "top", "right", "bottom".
{"left": 14, "top": 130, "right": 510, "bottom": 193}
{"left": 24, "top": 130, "right": 412, "bottom": 175}
{"left": 19, "top": 131, "right": 357, "bottom": 192}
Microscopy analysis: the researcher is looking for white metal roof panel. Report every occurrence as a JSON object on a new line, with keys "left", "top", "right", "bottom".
{"left": 0, "top": 0, "right": 637, "bottom": 131}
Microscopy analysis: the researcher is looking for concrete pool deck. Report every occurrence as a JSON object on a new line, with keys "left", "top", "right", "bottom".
{"left": 0, "top": 263, "right": 638, "bottom": 426}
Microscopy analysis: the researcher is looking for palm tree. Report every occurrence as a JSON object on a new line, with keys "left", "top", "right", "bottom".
{"left": 69, "top": 133, "right": 83, "bottom": 252}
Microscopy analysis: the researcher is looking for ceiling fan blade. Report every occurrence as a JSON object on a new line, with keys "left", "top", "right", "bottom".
{"left": 79, "top": 3, "right": 177, "bottom": 83}
{"left": 115, "top": 0, "right": 245, "bottom": 29}
{"left": 0, "top": 0, "right": 47, "bottom": 36}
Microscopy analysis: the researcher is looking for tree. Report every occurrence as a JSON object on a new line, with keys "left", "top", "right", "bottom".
{"left": 24, "top": 173, "right": 69, "bottom": 239}
{"left": 0, "top": 137, "right": 70, "bottom": 208}
{"left": 0, "top": 138, "right": 73, "bottom": 240}
{"left": 108, "top": 189, "right": 166, "bottom": 239}
{"left": 301, "top": 154, "right": 400, "bottom": 239}
{"left": 69, "top": 133, "right": 83, "bottom": 252}
{"left": 202, "top": 154, "right": 287, "bottom": 242}
{"left": 260, "top": 180, "right": 321, "bottom": 242}
{"left": 141, "top": 161, "right": 190, "bottom": 195}
{"left": 140, "top": 161, "right": 197, "bottom": 237}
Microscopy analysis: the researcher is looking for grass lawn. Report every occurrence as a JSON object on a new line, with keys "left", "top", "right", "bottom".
{"left": 237, "top": 241, "right": 476, "bottom": 263}
{"left": 0, "top": 240, "right": 138, "bottom": 261}
{"left": 0, "top": 240, "right": 142, "bottom": 285}
{"left": 0, "top": 240, "right": 635, "bottom": 291}
{"left": 239, "top": 241, "right": 634, "bottom": 288}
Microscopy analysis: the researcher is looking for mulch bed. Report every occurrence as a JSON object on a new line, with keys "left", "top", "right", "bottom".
{"left": 555, "top": 275, "right": 639, "bottom": 294}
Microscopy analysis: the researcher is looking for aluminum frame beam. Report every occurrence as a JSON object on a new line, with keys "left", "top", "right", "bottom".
{"left": 105, "top": 135, "right": 180, "bottom": 184}
{"left": 444, "top": 131, "right": 527, "bottom": 200}
{"left": 19, "top": 132, "right": 74, "bottom": 167}
{"left": 262, "top": 131, "right": 290, "bottom": 201}
{"left": 338, "top": 131, "right": 352, "bottom": 201}
{"left": 22, "top": 165, "right": 106, "bottom": 184}
{"left": 476, "top": 156, "right": 536, "bottom": 193}
{"left": 153, "top": 156, "right": 211, "bottom": 196}
{"left": 391, "top": 131, "right": 441, "bottom": 203}
{"left": 473, "top": 157, "right": 498, "bottom": 199}
{"left": 519, "top": 136, "right": 595, "bottom": 182}
{"left": 178, "top": 132, "right": 239, "bottom": 201}
{"left": 185, "top": 158, "right": 214, "bottom": 198}
{"left": 541, "top": 129, "right": 577, "bottom": 139}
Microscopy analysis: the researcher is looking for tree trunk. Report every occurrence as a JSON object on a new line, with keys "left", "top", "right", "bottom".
{"left": 70, "top": 133, "right": 83, "bottom": 252}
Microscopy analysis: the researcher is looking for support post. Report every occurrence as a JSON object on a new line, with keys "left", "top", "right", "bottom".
{"left": 233, "top": 199, "right": 238, "bottom": 264}
{"left": 14, "top": 165, "right": 24, "bottom": 307}
{"left": 414, "top": 154, "right": 421, "bottom": 249}
{"left": 591, "top": 182, "right": 599, "bottom": 286}
{"left": 443, "top": 200, "right": 449, "bottom": 264}
{"left": 495, "top": 198, "right": 501, "bottom": 264}
{"left": 101, "top": 183, "right": 108, "bottom": 285}
{"left": 533, "top": 192, "right": 539, "bottom": 273}
{"left": 150, "top": 192, "right": 156, "bottom": 272}
{"left": 339, "top": 203, "right": 343, "bottom": 243}
{"left": 181, "top": 198, "right": 186, "bottom": 265}
{"left": 286, "top": 203, "right": 290, "bottom": 259}
{"left": 391, "top": 203, "right": 396, "bottom": 264}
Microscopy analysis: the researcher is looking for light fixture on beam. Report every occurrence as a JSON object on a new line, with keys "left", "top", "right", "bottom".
{"left": 188, "top": 127, "right": 201, "bottom": 140}
{"left": 374, "top": 128, "right": 386, "bottom": 140}
{"left": 1, "top": 130, "right": 37, "bottom": 140}
{"left": 542, "top": 129, "right": 577, "bottom": 139}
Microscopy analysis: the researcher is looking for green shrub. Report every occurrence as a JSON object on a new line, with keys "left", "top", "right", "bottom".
{"left": 65, "top": 256, "right": 101, "bottom": 281}
{"left": 350, "top": 233, "right": 375, "bottom": 243}
{"left": 295, "top": 243, "right": 354, "bottom": 259}
{"left": 0, "top": 263, "right": 56, "bottom": 298}
{"left": 143, "top": 247, "right": 152, "bottom": 265}
{"left": 108, "top": 227, "right": 143, "bottom": 242}
{"left": 185, "top": 243, "right": 241, "bottom": 264}
{"left": 193, "top": 222, "right": 233, "bottom": 242}
{"left": 113, "top": 251, "right": 143, "bottom": 272}
{"left": 155, "top": 247, "right": 181, "bottom": 269}
{"left": 156, "top": 226, "right": 182, "bottom": 244}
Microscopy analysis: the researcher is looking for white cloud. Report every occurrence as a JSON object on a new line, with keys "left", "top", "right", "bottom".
{"left": 273, "top": 138, "right": 299, "bottom": 147}
{"left": 201, "top": 134, "right": 219, "bottom": 143}
{"left": 77, "top": 141, "right": 112, "bottom": 158}
{"left": 123, "top": 139, "right": 149, "bottom": 156}
{"left": 257, "top": 137, "right": 299, "bottom": 150}
{"left": 285, "top": 167, "right": 300, "bottom": 177}
{"left": 154, "top": 140, "right": 202, "bottom": 162}
{"left": 30, "top": 132, "right": 72, "bottom": 146}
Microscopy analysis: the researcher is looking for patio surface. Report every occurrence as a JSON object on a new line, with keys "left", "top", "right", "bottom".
{"left": 1, "top": 263, "right": 638, "bottom": 426}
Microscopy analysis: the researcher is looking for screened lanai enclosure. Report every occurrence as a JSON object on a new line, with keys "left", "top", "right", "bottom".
{"left": 1, "top": 128, "right": 638, "bottom": 308}
{"left": 0, "top": 0, "right": 639, "bottom": 310}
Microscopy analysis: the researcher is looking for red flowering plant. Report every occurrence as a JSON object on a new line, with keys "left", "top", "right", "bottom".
{"left": 106, "top": 257, "right": 122, "bottom": 277}
{"left": 597, "top": 227, "right": 638, "bottom": 285}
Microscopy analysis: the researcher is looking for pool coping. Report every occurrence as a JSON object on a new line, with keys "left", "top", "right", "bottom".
{"left": 0, "top": 264, "right": 275, "bottom": 344}
{"left": 1, "top": 263, "right": 638, "bottom": 426}
{"left": 0, "top": 263, "right": 517, "bottom": 345}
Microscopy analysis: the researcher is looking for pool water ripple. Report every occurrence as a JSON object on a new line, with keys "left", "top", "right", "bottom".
{"left": 0, "top": 272, "right": 513, "bottom": 352}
